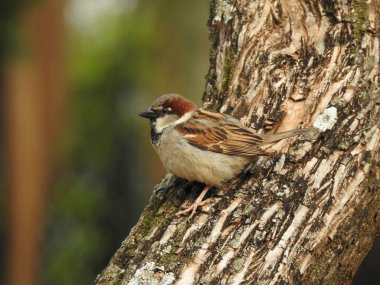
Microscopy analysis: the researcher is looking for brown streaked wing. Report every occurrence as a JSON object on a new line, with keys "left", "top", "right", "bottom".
{"left": 176, "top": 109, "right": 265, "bottom": 157}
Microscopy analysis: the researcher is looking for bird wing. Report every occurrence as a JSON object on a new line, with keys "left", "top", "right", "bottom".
{"left": 175, "top": 109, "right": 265, "bottom": 157}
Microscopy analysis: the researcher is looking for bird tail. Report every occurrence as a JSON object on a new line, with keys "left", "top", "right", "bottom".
{"left": 260, "top": 127, "right": 320, "bottom": 144}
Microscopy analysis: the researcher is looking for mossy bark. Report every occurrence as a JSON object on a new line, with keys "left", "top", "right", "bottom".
{"left": 94, "top": 0, "right": 380, "bottom": 284}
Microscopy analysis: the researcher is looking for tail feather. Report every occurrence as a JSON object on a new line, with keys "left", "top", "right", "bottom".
{"left": 260, "top": 127, "right": 320, "bottom": 144}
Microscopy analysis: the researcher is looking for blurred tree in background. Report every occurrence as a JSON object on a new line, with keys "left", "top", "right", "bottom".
{"left": 0, "top": 0, "right": 26, "bottom": 279}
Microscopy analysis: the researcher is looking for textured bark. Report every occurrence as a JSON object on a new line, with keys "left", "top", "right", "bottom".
{"left": 94, "top": 0, "right": 379, "bottom": 284}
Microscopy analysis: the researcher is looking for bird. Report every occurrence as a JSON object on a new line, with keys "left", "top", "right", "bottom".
{"left": 139, "top": 93, "right": 319, "bottom": 217}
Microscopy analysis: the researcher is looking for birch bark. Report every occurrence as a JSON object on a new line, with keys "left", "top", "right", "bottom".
{"left": 95, "top": 0, "right": 380, "bottom": 284}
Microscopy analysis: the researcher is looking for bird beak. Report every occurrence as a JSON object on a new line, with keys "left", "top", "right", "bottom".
{"left": 139, "top": 108, "right": 157, "bottom": 119}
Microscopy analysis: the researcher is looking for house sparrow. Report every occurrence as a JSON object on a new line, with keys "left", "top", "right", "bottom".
{"left": 140, "top": 94, "right": 319, "bottom": 217}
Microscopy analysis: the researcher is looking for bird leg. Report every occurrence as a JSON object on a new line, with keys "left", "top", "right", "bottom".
{"left": 175, "top": 186, "right": 212, "bottom": 218}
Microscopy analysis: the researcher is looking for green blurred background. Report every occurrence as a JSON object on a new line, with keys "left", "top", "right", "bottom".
{"left": 0, "top": 1, "right": 378, "bottom": 285}
{"left": 44, "top": 2, "right": 208, "bottom": 284}
{"left": 1, "top": 1, "right": 208, "bottom": 285}
{"left": 46, "top": 1, "right": 209, "bottom": 284}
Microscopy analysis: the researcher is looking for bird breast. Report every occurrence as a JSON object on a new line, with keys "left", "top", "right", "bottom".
{"left": 153, "top": 127, "right": 250, "bottom": 187}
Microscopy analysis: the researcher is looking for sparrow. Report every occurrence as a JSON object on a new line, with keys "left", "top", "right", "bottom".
{"left": 139, "top": 93, "right": 319, "bottom": 217}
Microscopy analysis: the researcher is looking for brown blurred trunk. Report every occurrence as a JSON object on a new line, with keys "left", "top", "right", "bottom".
{"left": 4, "top": 1, "right": 65, "bottom": 285}
{"left": 95, "top": 0, "right": 379, "bottom": 284}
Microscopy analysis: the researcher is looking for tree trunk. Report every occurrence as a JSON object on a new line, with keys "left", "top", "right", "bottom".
{"left": 94, "top": 0, "right": 379, "bottom": 284}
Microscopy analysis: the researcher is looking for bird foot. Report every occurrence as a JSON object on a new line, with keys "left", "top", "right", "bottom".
{"left": 175, "top": 186, "right": 214, "bottom": 219}
{"left": 175, "top": 198, "right": 213, "bottom": 219}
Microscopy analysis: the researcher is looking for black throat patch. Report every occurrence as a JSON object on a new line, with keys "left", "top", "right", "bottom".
{"left": 150, "top": 121, "right": 162, "bottom": 145}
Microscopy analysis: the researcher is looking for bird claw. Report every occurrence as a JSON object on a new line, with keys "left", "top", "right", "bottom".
{"left": 179, "top": 197, "right": 212, "bottom": 209}
{"left": 175, "top": 203, "right": 199, "bottom": 219}
{"left": 175, "top": 186, "right": 214, "bottom": 219}
{"left": 176, "top": 198, "right": 214, "bottom": 219}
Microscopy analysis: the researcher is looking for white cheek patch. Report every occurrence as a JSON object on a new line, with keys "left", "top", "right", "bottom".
{"left": 155, "top": 111, "right": 194, "bottom": 133}
{"left": 155, "top": 115, "right": 178, "bottom": 133}
{"left": 173, "top": 111, "right": 193, "bottom": 125}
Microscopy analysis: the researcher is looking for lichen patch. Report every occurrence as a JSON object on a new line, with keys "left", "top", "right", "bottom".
{"left": 313, "top": 107, "right": 338, "bottom": 131}
{"left": 127, "top": 262, "right": 175, "bottom": 285}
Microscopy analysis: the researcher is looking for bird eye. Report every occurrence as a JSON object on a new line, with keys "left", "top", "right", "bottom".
{"left": 162, "top": 107, "right": 171, "bottom": 114}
